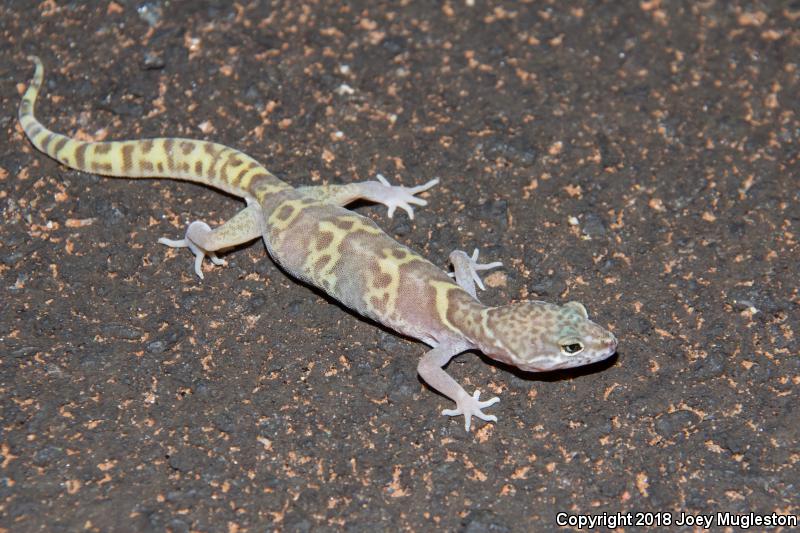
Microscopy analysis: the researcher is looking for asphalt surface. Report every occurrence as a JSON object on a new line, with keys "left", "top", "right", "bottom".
{"left": 1, "top": 1, "right": 798, "bottom": 531}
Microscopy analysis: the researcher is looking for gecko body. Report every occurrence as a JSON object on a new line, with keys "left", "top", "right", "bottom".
{"left": 19, "top": 57, "right": 617, "bottom": 430}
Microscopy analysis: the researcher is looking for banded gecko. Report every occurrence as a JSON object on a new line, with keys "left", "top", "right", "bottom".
{"left": 19, "top": 57, "right": 617, "bottom": 431}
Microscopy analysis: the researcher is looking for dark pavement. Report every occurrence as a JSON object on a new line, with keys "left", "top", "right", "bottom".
{"left": 1, "top": 1, "right": 798, "bottom": 531}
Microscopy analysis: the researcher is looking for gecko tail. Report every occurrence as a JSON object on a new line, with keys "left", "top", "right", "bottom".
{"left": 18, "top": 56, "right": 289, "bottom": 200}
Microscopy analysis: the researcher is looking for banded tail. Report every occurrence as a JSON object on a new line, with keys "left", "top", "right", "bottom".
{"left": 18, "top": 56, "right": 290, "bottom": 200}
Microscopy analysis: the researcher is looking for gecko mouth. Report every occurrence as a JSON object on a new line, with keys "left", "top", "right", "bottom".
{"left": 518, "top": 359, "right": 575, "bottom": 372}
{"left": 604, "top": 337, "right": 618, "bottom": 357}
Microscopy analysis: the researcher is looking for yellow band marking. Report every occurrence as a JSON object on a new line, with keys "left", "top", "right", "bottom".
{"left": 429, "top": 280, "right": 462, "bottom": 335}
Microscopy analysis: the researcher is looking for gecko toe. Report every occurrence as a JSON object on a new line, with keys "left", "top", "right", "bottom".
{"left": 441, "top": 390, "right": 500, "bottom": 431}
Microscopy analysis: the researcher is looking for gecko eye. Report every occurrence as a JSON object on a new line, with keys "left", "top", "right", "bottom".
{"left": 560, "top": 342, "right": 584, "bottom": 355}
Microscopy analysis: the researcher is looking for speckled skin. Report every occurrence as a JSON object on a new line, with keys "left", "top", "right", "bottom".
{"left": 19, "top": 57, "right": 617, "bottom": 431}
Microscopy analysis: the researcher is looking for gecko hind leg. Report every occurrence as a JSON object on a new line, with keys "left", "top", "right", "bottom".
{"left": 158, "top": 204, "right": 264, "bottom": 279}
{"left": 371, "top": 174, "right": 440, "bottom": 219}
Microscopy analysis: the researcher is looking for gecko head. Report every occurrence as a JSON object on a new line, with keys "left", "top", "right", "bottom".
{"left": 477, "top": 301, "right": 617, "bottom": 372}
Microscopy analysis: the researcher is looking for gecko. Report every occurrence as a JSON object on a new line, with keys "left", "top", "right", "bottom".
{"left": 18, "top": 56, "right": 617, "bottom": 431}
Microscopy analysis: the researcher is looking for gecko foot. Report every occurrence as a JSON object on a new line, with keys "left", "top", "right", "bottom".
{"left": 448, "top": 248, "right": 503, "bottom": 291}
{"left": 158, "top": 221, "right": 225, "bottom": 279}
{"left": 441, "top": 389, "right": 500, "bottom": 432}
{"left": 373, "top": 173, "right": 439, "bottom": 220}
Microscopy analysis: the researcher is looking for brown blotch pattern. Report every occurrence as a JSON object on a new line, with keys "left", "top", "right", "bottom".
{"left": 91, "top": 162, "right": 112, "bottom": 173}
{"left": 233, "top": 166, "right": 248, "bottom": 185}
{"left": 121, "top": 144, "right": 134, "bottom": 171}
{"left": 276, "top": 204, "right": 295, "bottom": 221}
{"left": 164, "top": 139, "right": 175, "bottom": 171}
{"left": 334, "top": 219, "right": 354, "bottom": 231}
{"left": 316, "top": 231, "right": 334, "bottom": 251}
{"left": 314, "top": 254, "right": 331, "bottom": 271}
{"left": 140, "top": 160, "right": 154, "bottom": 172}
{"left": 248, "top": 173, "right": 269, "bottom": 188}
{"left": 75, "top": 143, "right": 88, "bottom": 169}
{"left": 53, "top": 137, "right": 68, "bottom": 156}
{"left": 141, "top": 140, "right": 154, "bottom": 154}
{"left": 180, "top": 141, "right": 195, "bottom": 155}
{"left": 218, "top": 158, "right": 231, "bottom": 182}
{"left": 208, "top": 147, "right": 223, "bottom": 176}
{"left": 94, "top": 143, "right": 112, "bottom": 154}
{"left": 41, "top": 133, "right": 54, "bottom": 151}
{"left": 373, "top": 272, "right": 393, "bottom": 289}
{"left": 370, "top": 294, "right": 390, "bottom": 314}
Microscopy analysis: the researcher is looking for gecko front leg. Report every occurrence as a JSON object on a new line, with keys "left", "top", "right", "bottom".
{"left": 417, "top": 344, "right": 500, "bottom": 431}
{"left": 448, "top": 248, "right": 503, "bottom": 299}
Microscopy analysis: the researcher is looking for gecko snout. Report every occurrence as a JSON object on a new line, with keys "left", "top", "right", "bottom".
{"left": 607, "top": 336, "right": 617, "bottom": 350}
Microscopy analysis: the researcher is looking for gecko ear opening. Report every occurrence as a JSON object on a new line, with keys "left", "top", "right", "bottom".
{"left": 564, "top": 301, "right": 588, "bottom": 319}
